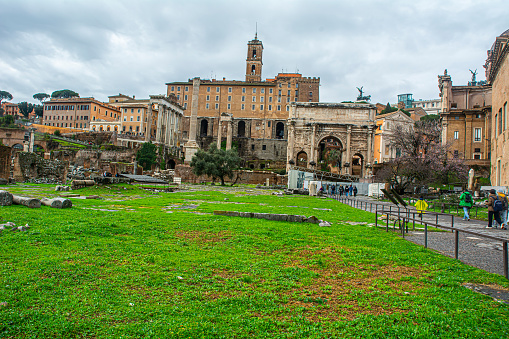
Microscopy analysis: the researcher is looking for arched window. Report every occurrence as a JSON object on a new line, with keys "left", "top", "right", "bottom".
{"left": 251, "top": 65, "right": 256, "bottom": 74}
{"left": 252, "top": 49, "right": 257, "bottom": 58}
{"left": 238, "top": 121, "right": 246, "bottom": 137}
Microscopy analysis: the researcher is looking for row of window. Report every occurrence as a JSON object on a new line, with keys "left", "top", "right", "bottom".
{"left": 495, "top": 102, "right": 508, "bottom": 135}
{"left": 44, "top": 123, "right": 87, "bottom": 128}
{"left": 200, "top": 103, "right": 289, "bottom": 112}
{"left": 123, "top": 108, "right": 143, "bottom": 113}
{"left": 453, "top": 128, "right": 483, "bottom": 142}
{"left": 45, "top": 105, "right": 88, "bottom": 111}
{"left": 45, "top": 115, "right": 89, "bottom": 121}
{"left": 170, "top": 84, "right": 300, "bottom": 93}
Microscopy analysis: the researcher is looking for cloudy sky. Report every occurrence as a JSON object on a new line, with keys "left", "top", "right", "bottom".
{"left": 0, "top": 0, "right": 507, "bottom": 106}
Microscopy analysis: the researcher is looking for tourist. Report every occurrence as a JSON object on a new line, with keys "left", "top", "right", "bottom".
{"left": 331, "top": 184, "right": 336, "bottom": 195}
{"left": 345, "top": 185, "right": 350, "bottom": 197}
{"left": 497, "top": 189, "right": 508, "bottom": 230}
{"left": 338, "top": 185, "right": 344, "bottom": 196}
{"left": 353, "top": 186, "right": 358, "bottom": 197}
{"left": 486, "top": 189, "right": 503, "bottom": 228}
{"left": 349, "top": 184, "right": 353, "bottom": 197}
{"left": 459, "top": 189, "right": 473, "bottom": 221}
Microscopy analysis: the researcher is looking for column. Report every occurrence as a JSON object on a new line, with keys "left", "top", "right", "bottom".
{"left": 155, "top": 103, "right": 163, "bottom": 143}
{"left": 226, "top": 120, "right": 233, "bottom": 150}
{"left": 145, "top": 103, "right": 153, "bottom": 142}
{"left": 166, "top": 107, "right": 172, "bottom": 146}
{"left": 286, "top": 121, "right": 295, "bottom": 171}
{"left": 310, "top": 124, "right": 317, "bottom": 166}
{"left": 367, "top": 129, "right": 373, "bottom": 167}
{"left": 346, "top": 125, "right": 351, "bottom": 174}
{"left": 217, "top": 119, "right": 222, "bottom": 149}
{"left": 184, "top": 77, "right": 200, "bottom": 163}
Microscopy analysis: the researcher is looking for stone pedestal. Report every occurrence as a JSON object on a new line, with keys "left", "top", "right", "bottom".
{"left": 184, "top": 144, "right": 199, "bottom": 163}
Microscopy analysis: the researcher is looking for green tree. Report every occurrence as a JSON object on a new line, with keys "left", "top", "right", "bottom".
{"left": 420, "top": 114, "right": 440, "bottom": 122}
{"left": 17, "top": 102, "right": 35, "bottom": 118}
{"left": 51, "top": 89, "right": 79, "bottom": 99}
{"left": 380, "top": 102, "right": 398, "bottom": 115}
{"left": 34, "top": 105, "right": 44, "bottom": 117}
{"left": 33, "top": 93, "right": 50, "bottom": 103}
{"left": 190, "top": 143, "right": 241, "bottom": 185}
{"left": 0, "top": 90, "right": 13, "bottom": 106}
{"left": 0, "top": 115, "right": 16, "bottom": 127}
{"left": 136, "top": 142, "right": 157, "bottom": 170}
{"left": 54, "top": 130, "right": 61, "bottom": 136}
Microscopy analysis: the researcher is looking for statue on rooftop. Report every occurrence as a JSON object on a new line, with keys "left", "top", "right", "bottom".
{"left": 356, "top": 86, "right": 371, "bottom": 102}
{"left": 469, "top": 69, "right": 477, "bottom": 83}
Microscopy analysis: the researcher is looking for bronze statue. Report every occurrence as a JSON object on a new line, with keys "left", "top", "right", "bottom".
{"left": 469, "top": 69, "right": 477, "bottom": 82}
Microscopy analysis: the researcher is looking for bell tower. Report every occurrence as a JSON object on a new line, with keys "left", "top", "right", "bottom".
{"left": 245, "top": 33, "right": 263, "bottom": 82}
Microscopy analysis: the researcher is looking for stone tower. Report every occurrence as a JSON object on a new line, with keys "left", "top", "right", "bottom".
{"left": 245, "top": 34, "right": 263, "bottom": 82}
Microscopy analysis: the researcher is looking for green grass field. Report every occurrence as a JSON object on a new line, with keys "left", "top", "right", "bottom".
{"left": 0, "top": 183, "right": 508, "bottom": 338}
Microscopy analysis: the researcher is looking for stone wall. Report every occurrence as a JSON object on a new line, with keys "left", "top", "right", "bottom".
{"left": 13, "top": 152, "right": 67, "bottom": 182}
{"left": 73, "top": 149, "right": 136, "bottom": 169}
{"left": 0, "top": 145, "right": 11, "bottom": 179}
{"left": 175, "top": 164, "right": 287, "bottom": 185}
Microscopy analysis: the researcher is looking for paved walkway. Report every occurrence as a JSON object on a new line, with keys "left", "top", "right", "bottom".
{"left": 334, "top": 195, "right": 508, "bottom": 277}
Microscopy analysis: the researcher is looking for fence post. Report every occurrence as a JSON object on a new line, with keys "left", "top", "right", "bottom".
{"left": 504, "top": 242, "right": 508, "bottom": 280}
{"left": 386, "top": 213, "right": 389, "bottom": 232}
{"left": 455, "top": 230, "right": 459, "bottom": 259}
{"left": 375, "top": 210, "right": 378, "bottom": 228}
{"left": 424, "top": 223, "right": 428, "bottom": 248}
{"left": 436, "top": 214, "right": 438, "bottom": 225}
{"left": 402, "top": 218, "right": 405, "bottom": 238}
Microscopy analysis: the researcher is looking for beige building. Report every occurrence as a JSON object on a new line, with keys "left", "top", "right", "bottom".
{"left": 43, "top": 97, "right": 120, "bottom": 131}
{"left": 287, "top": 102, "right": 377, "bottom": 179}
{"left": 486, "top": 29, "right": 509, "bottom": 186}
{"left": 438, "top": 70, "right": 492, "bottom": 168}
{"left": 373, "top": 110, "right": 415, "bottom": 164}
{"left": 166, "top": 35, "right": 320, "bottom": 169}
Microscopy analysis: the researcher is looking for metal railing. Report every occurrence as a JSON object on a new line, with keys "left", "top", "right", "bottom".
{"left": 329, "top": 194, "right": 509, "bottom": 279}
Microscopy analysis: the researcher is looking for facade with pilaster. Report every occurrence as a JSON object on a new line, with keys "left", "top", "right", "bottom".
{"left": 286, "top": 102, "right": 376, "bottom": 179}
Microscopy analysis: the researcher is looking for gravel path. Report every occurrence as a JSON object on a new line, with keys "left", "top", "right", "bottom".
{"left": 334, "top": 195, "right": 509, "bottom": 277}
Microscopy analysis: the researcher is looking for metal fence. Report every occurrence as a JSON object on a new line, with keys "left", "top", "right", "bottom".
{"left": 331, "top": 195, "right": 509, "bottom": 279}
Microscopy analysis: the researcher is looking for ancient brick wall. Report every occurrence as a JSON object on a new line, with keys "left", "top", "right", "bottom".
{"left": 175, "top": 164, "right": 287, "bottom": 185}
{"left": 13, "top": 152, "right": 67, "bottom": 182}
{"left": 0, "top": 145, "right": 11, "bottom": 179}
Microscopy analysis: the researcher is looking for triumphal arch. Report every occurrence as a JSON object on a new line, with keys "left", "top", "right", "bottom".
{"left": 286, "top": 102, "right": 376, "bottom": 179}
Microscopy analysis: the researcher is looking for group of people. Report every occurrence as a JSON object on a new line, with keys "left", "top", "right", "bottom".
{"left": 319, "top": 184, "right": 358, "bottom": 197}
{"left": 459, "top": 189, "right": 508, "bottom": 229}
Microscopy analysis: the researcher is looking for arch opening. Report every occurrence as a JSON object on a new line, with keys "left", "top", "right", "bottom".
{"left": 296, "top": 151, "right": 308, "bottom": 167}
{"left": 318, "top": 136, "right": 343, "bottom": 173}
{"left": 200, "top": 119, "right": 208, "bottom": 137}
{"left": 276, "top": 122, "right": 284, "bottom": 139}
{"left": 237, "top": 121, "right": 246, "bottom": 137}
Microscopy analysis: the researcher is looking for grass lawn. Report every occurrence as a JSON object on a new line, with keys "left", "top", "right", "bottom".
{"left": 0, "top": 183, "right": 508, "bottom": 338}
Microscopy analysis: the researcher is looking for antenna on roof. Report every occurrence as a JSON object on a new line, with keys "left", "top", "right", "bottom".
{"left": 255, "top": 22, "right": 258, "bottom": 39}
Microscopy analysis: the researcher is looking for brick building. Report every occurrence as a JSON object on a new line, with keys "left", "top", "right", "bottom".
{"left": 438, "top": 70, "right": 492, "bottom": 169}
{"left": 485, "top": 29, "right": 509, "bottom": 186}
{"left": 42, "top": 97, "right": 120, "bottom": 131}
{"left": 166, "top": 35, "right": 320, "bottom": 169}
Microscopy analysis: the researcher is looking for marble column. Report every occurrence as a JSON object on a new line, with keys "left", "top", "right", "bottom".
{"left": 226, "top": 120, "right": 233, "bottom": 150}
{"left": 346, "top": 125, "right": 351, "bottom": 175}
{"left": 145, "top": 103, "right": 153, "bottom": 142}
{"left": 310, "top": 124, "right": 317, "bottom": 166}
{"left": 286, "top": 121, "right": 295, "bottom": 171}
{"left": 367, "top": 129, "right": 373, "bottom": 167}
{"left": 155, "top": 104, "right": 164, "bottom": 143}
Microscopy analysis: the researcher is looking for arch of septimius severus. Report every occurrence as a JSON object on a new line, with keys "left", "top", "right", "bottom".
{"left": 286, "top": 102, "right": 377, "bottom": 179}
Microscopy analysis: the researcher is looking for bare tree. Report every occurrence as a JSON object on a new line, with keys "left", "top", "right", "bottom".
{"left": 376, "top": 120, "right": 467, "bottom": 194}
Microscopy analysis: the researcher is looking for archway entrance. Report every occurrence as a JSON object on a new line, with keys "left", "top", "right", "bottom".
{"left": 318, "top": 136, "right": 343, "bottom": 173}
{"left": 200, "top": 119, "right": 208, "bottom": 137}
{"left": 238, "top": 121, "right": 246, "bottom": 137}
{"left": 296, "top": 151, "right": 308, "bottom": 167}
{"left": 352, "top": 153, "right": 364, "bottom": 176}
{"left": 167, "top": 159, "right": 176, "bottom": 169}
{"left": 276, "top": 122, "right": 285, "bottom": 139}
